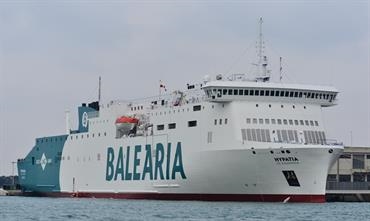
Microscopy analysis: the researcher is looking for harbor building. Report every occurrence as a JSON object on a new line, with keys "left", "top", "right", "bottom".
{"left": 326, "top": 146, "right": 370, "bottom": 202}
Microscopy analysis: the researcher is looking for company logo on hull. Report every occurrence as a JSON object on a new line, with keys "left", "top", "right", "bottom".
{"left": 106, "top": 142, "right": 186, "bottom": 181}
{"left": 36, "top": 153, "right": 52, "bottom": 171}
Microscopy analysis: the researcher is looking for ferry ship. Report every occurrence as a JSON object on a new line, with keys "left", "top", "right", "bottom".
{"left": 17, "top": 19, "right": 343, "bottom": 202}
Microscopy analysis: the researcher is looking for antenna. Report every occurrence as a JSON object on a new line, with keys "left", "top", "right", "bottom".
{"left": 258, "top": 17, "right": 263, "bottom": 66}
{"left": 98, "top": 76, "right": 101, "bottom": 103}
{"left": 280, "top": 57, "right": 283, "bottom": 82}
{"left": 255, "top": 17, "right": 270, "bottom": 82}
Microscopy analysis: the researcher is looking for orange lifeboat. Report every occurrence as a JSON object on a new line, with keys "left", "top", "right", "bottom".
{"left": 115, "top": 116, "right": 139, "bottom": 137}
{"left": 115, "top": 116, "right": 139, "bottom": 124}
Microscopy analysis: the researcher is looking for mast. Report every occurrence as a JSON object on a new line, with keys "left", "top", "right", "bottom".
{"left": 256, "top": 17, "right": 270, "bottom": 82}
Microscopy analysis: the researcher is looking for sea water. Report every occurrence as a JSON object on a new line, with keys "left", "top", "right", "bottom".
{"left": 0, "top": 197, "right": 369, "bottom": 221}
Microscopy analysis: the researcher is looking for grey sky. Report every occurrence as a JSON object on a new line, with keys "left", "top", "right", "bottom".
{"left": 0, "top": 0, "right": 369, "bottom": 175}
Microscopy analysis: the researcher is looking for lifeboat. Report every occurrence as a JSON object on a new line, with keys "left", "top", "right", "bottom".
{"left": 115, "top": 116, "right": 139, "bottom": 137}
{"left": 115, "top": 116, "right": 139, "bottom": 124}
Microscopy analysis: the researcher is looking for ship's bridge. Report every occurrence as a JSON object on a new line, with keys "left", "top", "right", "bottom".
{"left": 202, "top": 80, "right": 339, "bottom": 107}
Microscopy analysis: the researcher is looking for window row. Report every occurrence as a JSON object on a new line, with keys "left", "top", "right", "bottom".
{"left": 246, "top": 118, "right": 319, "bottom": 127}
{"left": 242, "top": 129, "right": 271, "bottom": 143}
{"left": 214, "top": 118, "right": 228, "bottom": 125}
{"left": 131, "top": 105, "right": 144, "bottom": 111}
{"left": 275, "top": 129, "right": 299, "bottom": 143}
{"left": 157, "top": 121, "right": 197, "bottom": 131}
{"left": 206, "top": 88, "right": 336, "bottom": 102}
{"left": 157, "top": 123, "right": 176, "bottom": 130}
{"left": 303, "top": 130, "right": 326, "bottom": 144}
{"left": 36, "top": 136, "right": 66, "bottom": 144}
{"left": 31, "top": 153, "right": 102, "bottom": 165}
{"left": 329, "top": 174, "right": 370, "bottom": 182}
{"left": 70, "top": 132, "right": 107, "bottom": 140}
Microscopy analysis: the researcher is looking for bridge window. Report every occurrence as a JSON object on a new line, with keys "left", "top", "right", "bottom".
{"left": 260, "top": 90, "right": 265, "bottom": 96}
{"left": 253, "top": 118, "right": 257, "bottom": 124}
{"left": 255, "top": 90, "right": 259, "bottom": 96}
{"left": 265, "top": 90, "right": 270, "bottom": 96}
{"left": 271, "top": 119, "right": 276, "bottom": 124}
{"left": 157, "top": 125, "right": 164, "bottom": 130}
{"left": 294, "top": 92, "right": 298, "bottom": 97}
{"left": 271, "top": 90, "right": 275, "bottom": 96}
{"left": 294, "top": 120, "right": 299, "bottom": 125}
{"left": 265, "top": 119, "right": 270, "bottom": 124}
{"left": 277, "top": 119, "right": 282, "bottom": 125}
{"left": 239, "top": 89, "right": 243, "bottom": 95}
{"left": 228, "top": 89, "right": 232, "bottom": 95}
{"left": 244, "top": 90, "right": 249, "bottom": 95}
{"left": 250, "top": 90, "right": 254, "bottom": 96}
{"left": 289, "top": 120, "right": 293, "bottom": 125}
{"left": 259, "top": 118, "right": 263, "bottom": 124}
{"left": 283, "top": 119, "right": 288, "bottom": 125}
{"left": 285, "top": 91, "right": 289, "bottom": 97}
{"left": 246, "top": 118, "right": 251, "bottom": 124}
{"left": 234, "top": 89, "right": 238, "bottom": 95}
{"left": 289, "top": 91, "right": 294, "bottom": 97}
{"left": 223, "top": 89, "right": 227, "bottom": 95}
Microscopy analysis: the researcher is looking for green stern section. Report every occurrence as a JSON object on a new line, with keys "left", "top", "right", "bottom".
{"left": 17, "top": 135, "right": 68, "bottom": 193}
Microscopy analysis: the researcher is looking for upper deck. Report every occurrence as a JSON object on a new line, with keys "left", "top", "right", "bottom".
{"left": 202, "top": 79, "right": 338, "bottom": 107}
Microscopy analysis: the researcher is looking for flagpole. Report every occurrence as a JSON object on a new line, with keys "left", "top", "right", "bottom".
{"left": 159, "top": 80, "right": 161, "bottom": 102}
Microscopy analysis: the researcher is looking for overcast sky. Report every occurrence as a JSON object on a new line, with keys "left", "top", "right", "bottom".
{"left": 0, "top": 0, "right": 369, "bottom": 175}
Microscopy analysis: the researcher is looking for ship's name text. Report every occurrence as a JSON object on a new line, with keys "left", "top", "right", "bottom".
{"left": 106, "top": 142, "right": 186, "bottom": 181}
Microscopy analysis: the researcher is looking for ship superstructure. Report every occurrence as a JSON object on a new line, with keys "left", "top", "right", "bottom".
{"left": 17, "top": 18, "right": 343, "bottom": 202}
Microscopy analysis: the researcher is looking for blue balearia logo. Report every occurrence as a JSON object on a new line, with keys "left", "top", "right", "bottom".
{"left": 105, "top": 142, "right": 186, "bottom": 181}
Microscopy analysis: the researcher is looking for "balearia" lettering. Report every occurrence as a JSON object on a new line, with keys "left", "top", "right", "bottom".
{"left": 105, "top": 142, "right": 186, "bottom": 181}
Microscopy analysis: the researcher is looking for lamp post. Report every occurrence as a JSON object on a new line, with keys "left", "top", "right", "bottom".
{"left": 11, "top": 161, "right": 16, "bottom": 187}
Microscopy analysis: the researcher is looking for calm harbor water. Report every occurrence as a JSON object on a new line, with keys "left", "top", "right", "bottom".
{"left": 0, "top": 196, "right": 369, "bottom": 221}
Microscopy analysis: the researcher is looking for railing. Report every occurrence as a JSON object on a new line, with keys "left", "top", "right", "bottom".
{"left": 326, "top": 181, "right": 370, "bottom": 190}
